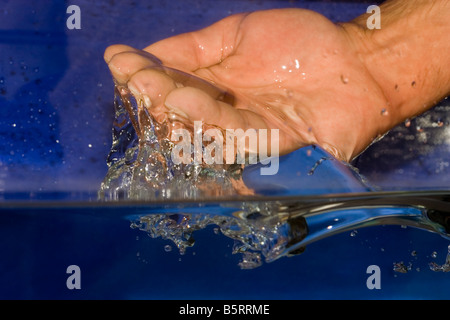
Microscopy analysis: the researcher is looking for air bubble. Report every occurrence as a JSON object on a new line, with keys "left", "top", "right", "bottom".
{"left": 164, "top": 245, "right": 172, "bottom": 252}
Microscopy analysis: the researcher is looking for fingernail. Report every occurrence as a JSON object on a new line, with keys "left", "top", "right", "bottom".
{"left": 165, "top": 101, "right": 189, "bottom": 119}
{"left": 127, "top": 83, "right": 139, "bottom": 97}
{"left": 143, "top": 94, "right": 152, "bottom": 109}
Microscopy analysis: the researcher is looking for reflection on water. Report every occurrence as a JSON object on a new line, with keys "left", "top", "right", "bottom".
{"left": 130, "top": 203, "right": 307, "bottom": 269}
{"left": 129, "top": 193, "right": 450, "bottom": 269}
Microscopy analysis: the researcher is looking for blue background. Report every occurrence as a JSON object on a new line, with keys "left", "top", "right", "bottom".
{"left": 0, "top": 0, "right": 449, "bottom": 299}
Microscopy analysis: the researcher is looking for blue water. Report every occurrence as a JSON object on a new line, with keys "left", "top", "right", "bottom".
{"left": 1, "top": 0, "right": 450, "bottom": 299}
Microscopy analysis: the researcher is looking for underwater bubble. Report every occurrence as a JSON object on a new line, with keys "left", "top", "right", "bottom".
{"left": 238, "top": 251, "right": 262, "bottom": 269}
{"left": 164, "top": 244, "right": 172, "bottom": 252}
{"left": 429, "top": 245, "right": 450, "bottom": 272}
{"left": 393, "top": 261, "right": 410, "bottom": 273}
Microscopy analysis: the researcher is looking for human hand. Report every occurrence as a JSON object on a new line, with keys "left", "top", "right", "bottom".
{"left": 104, "top": 4, "right": 450, "bottom": 162}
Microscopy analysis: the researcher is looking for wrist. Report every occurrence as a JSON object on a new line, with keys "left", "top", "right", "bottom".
{"left": 343, "top": 0, "right": 450, "bottom": 126}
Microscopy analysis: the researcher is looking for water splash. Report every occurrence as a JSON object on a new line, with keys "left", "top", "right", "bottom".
{"left": 129, "top": 194, "right": 450, "bottom": 269}
{"left": 98, "top": 83, "right": 250, "bottom": 201}
{"left": 130, "top": 202, "right": 307, "bottom": 269}
{"left": 429, "top": 245, "right": 450, "bottom": 272}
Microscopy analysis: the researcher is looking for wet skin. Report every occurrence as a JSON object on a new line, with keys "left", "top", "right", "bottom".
{"left": 104, "top": 2, "right": 450, "bottom": 162}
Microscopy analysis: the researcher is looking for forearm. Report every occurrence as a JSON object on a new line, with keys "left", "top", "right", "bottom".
{"left": 345, "top": 0, "right": 450, "bottom": 124}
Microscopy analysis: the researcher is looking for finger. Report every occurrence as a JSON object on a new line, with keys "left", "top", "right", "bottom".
{"left": 127, "top": 68, "right": 177, "bottom": 123}
{"left": 105, "top": 47, "right": 163, "bottom": 85}
{"left": 143, "top": 13, "right": 247, "bottom": 71}
{"left": 164, "top": 87, "right": 284, "bottom": 157}
{"left": 105, "top": 45, "right": 235, "bottom": 105}
{"left": 104, "top": 44, "right": 136, "bottom": 64}
{"left": 163, "top": 67, "right": 235, "bottom": 105}
{"left": 164, "top": 86, "right": 269, "bottom": 131}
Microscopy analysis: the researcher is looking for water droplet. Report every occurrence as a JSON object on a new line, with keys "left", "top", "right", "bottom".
{"left": 411, "top": 250, "right": 417, "bottom": 257}
{"left": 394, "top": 84, "right": 399, "bottom": 91}
{"left": 431, "top": 251, "right": 437, "bottom": 258}
{"left": 393, "top": 261, "right": 409, "bottom": 273}
{"left": 164, "top": 244, "right": 172, "bottom": 252}
{"left": 350, "top": 230, "right": 358, "bottom": 237}
{"left": 404, "top": 119, "right": 411, "bottom": 127}
{"left": 380, "top": 108, "right": 388, "bottom": 116}
{"left": 411, "top": 81, "right": 416, "bottom": 87}
{"left": 340, "top": 75, "right": 348, "bottom": 84}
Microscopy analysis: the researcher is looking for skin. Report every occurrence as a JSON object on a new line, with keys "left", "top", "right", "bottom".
{"left": 104, "top": 0, "right": 450, "bottom": 162}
